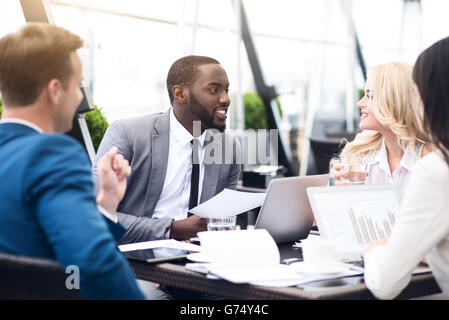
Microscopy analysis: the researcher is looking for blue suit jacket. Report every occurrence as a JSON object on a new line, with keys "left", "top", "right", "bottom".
{"left": 0, "top": 122, "right": 144, "bottom": 300}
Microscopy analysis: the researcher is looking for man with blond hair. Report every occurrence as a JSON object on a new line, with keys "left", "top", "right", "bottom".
{"left": 0, "top": 23, "right": 144, "bottom": 299}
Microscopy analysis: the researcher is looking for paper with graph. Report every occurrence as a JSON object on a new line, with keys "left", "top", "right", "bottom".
{"left": 309, "top": 186, "right": 401, "bottom": 258}
{"left": 347, "top": 207, "right": 396, "bottom": 245}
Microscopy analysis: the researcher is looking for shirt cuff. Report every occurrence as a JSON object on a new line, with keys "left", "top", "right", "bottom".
{"left": 97, "top": 205, "right": 119, "bottom": 224}
{"left": 164, "top": 219, "right": 174, "bottom": 239}
{"left": 364, "top": 246, "right": 384, "bottom": 289}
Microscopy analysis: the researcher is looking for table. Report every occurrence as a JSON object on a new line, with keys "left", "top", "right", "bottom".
{"left": 128, "top": 258, "right": 441, "bottom": 300}
{"left": 127, "top": 185, "right": 441, "bottom": 300}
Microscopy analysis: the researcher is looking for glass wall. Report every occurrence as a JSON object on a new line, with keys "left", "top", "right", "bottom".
{"left": 1, "top": 0, "right": 449, "bottom": 145}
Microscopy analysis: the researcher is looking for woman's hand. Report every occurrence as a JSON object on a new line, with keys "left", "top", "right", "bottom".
{"left": 330, "top": 163, "right": 368, "bottom": 185}
{"left": 361, "top": 239, "right": 388, "bottom": 259}
{"left": 330, "top": 163, "right": 350, "bottom": 185}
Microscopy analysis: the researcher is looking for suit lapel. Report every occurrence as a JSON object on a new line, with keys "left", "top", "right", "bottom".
{"left": 200, "top": 130, "right": 221, "bottom": 203}
{"left": 143, "top": 111, "right": 170, "bottom": 216}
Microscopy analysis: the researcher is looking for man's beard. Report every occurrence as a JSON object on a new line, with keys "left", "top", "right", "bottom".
{"left": 190, "top": 93, "right": 226, "bottom": 132}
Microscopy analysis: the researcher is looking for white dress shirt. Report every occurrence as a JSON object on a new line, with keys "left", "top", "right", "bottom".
{"left": 152, "top": 108, "right": 206, "bottom": 221}
{"left": 152, "top": 109, "right": 206, "bottom": 257}
{"left": 364, "top": 151, "right": 449, "bottom": 299}
{"left": 363, "top": 139, "right": 421, "bottom": 201}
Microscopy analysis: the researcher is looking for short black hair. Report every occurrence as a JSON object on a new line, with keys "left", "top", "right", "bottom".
{"left": 413, "top": 36, "right": 449, "bottom": 165}
{"left": 166, "top": 55, "right": 220, "bottom": 104}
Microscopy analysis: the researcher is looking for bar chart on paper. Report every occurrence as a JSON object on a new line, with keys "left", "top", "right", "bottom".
{"left": 308, "top": 186, "right": 401, "bottom": 256}
{"left": 348, "top": 207, "right": 396, "bottom": 245}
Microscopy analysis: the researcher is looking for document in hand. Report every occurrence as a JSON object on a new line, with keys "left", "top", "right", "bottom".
{"left": 188, "top": 188, "right": 266, "bottom": 218}
{"left": 198, "top": 229, "right": 302, "bottom": 284}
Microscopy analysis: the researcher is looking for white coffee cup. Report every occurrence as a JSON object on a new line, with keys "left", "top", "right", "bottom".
{"left": 301, "top": 237, "right": 338, "bottom": 266}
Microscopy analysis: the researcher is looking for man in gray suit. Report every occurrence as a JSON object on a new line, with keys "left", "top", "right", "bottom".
{"left": 93, "top": 55, "right": 241, "bottom": 245}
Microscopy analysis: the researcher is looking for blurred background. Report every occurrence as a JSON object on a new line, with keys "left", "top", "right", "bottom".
{"left": 1, "top": 0, "right": 448, "bottom": 182}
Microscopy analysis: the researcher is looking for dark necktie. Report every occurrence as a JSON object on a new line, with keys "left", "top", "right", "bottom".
{"left": 188, "top": 138, "right": 200, "bottom": 214}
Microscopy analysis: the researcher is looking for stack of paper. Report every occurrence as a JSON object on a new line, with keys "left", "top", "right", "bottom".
{"left": 118, "top": 239, "right": 202, "bottom": 253}
{"left": 195, "top": 229, "right": 363, "bottom": 287}
{"left": 197, "top": 229, "right": 303, "bottom": 285}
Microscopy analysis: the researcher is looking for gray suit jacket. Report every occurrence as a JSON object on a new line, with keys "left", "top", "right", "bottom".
{"left": 92, "top": 109, "right": 241, "bottom": 244}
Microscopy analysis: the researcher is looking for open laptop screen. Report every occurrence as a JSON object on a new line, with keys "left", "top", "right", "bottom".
{"left": 307, "top": 185, "right": 400, "bottom": 261}
{"left": 255, "top": 174, "right": 329, "bottom": 244}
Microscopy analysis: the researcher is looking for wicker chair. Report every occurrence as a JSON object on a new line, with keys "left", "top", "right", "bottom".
{"left": 0, "top": 253, "right": 83, "bottom": 300}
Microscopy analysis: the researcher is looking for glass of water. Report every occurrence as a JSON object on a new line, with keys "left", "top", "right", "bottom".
{"left": 207, "top": 216, "right": 237, "bottom": 231}
{"left": 329, "top": 156, "right": 342, "bottom": 186}
{"left": 340, "top": 155, "right": 368, "bottom": 185}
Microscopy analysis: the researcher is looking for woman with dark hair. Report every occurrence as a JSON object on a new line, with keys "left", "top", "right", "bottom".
{"left": 362, "top": 36, "right": 449, "bottom": 300}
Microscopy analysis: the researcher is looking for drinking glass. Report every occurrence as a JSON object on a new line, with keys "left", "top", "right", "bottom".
{"left": 328, "top": 157, "right": 342, "bottom": 186}
{"left": 340, "top": 155, "right": 368, "bottom": 185}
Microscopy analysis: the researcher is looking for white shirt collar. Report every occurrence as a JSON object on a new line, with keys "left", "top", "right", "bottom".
{"left": 169, "top": 108, "right": 206, "bottom": 147}
{"left": 399, "top": 146, "right": 418, "bottom": 171}
{"left": 0, "top": 118, "right": 43, "bottom": 133}
{"left": 371, "top": 138, "right": 417, "bottom": 173}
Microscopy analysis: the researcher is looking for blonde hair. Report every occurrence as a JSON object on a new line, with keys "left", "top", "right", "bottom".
{"left": 0, "top": 23, "right": 83, "bottom": 106}
{"left": 341, "top": 62, "right": 429, "bottom": 159}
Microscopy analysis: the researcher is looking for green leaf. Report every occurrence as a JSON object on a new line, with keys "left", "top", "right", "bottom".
{"left": 244, "top": 92, "right": 283, "bottom": 130}
{"left": 84, "top": 105, "right": 108, "bottom": 152}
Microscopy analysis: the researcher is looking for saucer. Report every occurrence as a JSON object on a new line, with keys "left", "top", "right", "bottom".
{"left": 186, "top": 252, "right": 211, "bottom": 263}
{"left": 289, "top": 261, "right": 348, "bottom": 274}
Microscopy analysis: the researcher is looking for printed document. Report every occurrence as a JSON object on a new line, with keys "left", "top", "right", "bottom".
{"left": 189, "top": 188, "right": 266, "bottom": 218}
{"left": 198, "top": 230, "right": 301, "bottom": 284}
{"left": 196, "top": 229, "right": 363, "bottom": 286}
{"left": 118, "top": 239, "right": 202, "bottom": 253}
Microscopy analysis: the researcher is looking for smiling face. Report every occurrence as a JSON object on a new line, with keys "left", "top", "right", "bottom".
{"left": 188, "top": 63, "right": 230, "bottom": 132}
{"left": 357, "top": 78, "right": 384, "bottom": 132}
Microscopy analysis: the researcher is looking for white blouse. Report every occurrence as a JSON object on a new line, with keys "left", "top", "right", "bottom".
{"left": 363, "top": 139, "right": 421, "bottom": 202}
{"left": 364, "top": 151, "right": 449, "bottom": 299}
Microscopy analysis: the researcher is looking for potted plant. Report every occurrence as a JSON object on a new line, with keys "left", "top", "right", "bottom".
{"left": 243, "top": 92, "right": 282, "bottom": 130}
{"left": 84, "top": 105, "right": 108, "bottom": 152}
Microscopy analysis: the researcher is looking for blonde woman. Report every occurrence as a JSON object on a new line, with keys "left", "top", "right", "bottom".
{"left": 362, "top": 36, "right": 449, "bottom": 300}
{"left": 332, "top": 62, "right": 430, "bottom": 199}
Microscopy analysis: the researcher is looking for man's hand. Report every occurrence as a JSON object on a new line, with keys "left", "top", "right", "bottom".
{"left": 96, "top": 146, "right": 131, "bottom": 215}
{"left": 169, "top": 215, "right": 207, "bottom": 240}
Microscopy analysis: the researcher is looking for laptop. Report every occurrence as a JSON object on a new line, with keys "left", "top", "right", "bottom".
{"left": 254, "top": 174, "right": 329, "bottom": 245}
{"left": 307, "top": 184, "right": 401, "bottom": 265}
